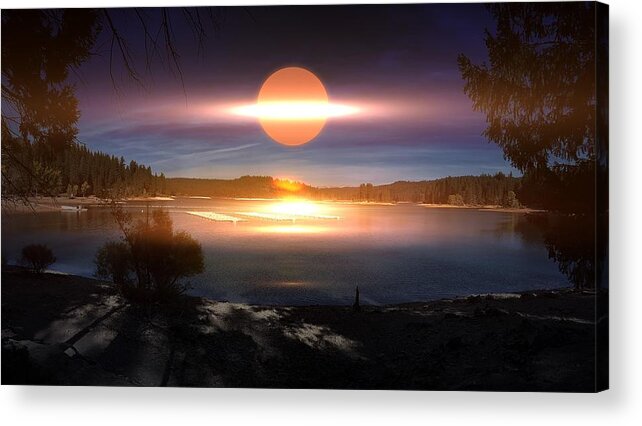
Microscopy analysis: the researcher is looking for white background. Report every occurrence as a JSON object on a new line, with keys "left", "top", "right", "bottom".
{"left": 1, "top": 0, "right": 641, "bottom": 424}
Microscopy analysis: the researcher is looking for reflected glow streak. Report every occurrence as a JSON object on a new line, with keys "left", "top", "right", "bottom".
{"left": 268, "top": 201, "right": 340, "bottom": 220}
{"left": 231, "top": 102, "right": 359, "bottom": 120}
{"left": 236, "top": 201, "right": 339, "bottom": 222}
{"left": 236, "top": 212, "right": 296, "bottom": 222}
{"left": 186, "top": 211, "right": 245, "bottom": 223}
{"left": 255, "top": 225, "right": 326, "bottom": 234}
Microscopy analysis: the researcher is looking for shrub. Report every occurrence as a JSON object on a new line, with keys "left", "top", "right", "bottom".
{"left": 20, "top": 244, "right": 56, "bottom": 273}
{"left": 96, "top": 206, "right": 204, "bottom": 303}
{"left": 95, "top": 241, "right": 132, "bottom": 286}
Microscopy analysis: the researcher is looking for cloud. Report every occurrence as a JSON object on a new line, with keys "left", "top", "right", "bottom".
{"left": 154, "top": 143, "right": 262, "bottom": 165}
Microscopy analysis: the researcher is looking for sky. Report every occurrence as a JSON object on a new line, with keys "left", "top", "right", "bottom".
{"left": 73, "top": 4, "right": 519, "bottom": 186}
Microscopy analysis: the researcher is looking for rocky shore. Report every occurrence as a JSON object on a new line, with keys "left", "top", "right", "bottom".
{"left": 1, "top": 268, "right": 607, "bottom": 391}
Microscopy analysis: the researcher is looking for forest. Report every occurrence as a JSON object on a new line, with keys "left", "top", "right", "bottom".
{"left": 54, "top": 143, "right": 167, "bottom": 197}
{"left": 165, "top": 173, "right": 522, "bottom": 207}
{"left": 1, "top": 136, "right": 167, "bottom": 199}
{"left": 2, "top": 132, "right": 521, "bottom": 207}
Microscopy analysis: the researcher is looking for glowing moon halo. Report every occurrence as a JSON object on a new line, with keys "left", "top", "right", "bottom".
{"left": 231, "top": 67, "right": 358, "bottom": 146}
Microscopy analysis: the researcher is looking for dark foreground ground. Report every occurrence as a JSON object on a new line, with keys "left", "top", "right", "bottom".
{"left": 2, "top": 268, "right": 607, "bottom": 391}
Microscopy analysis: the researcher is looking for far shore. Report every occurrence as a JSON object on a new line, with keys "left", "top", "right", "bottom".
{"left": 419, "top": 203, "right": 545, "bottom": 213}
{"left": 1, "top": 267, "right": 605, "bottom": 390}
{"left": 2, "top": 196, "right": 544, "bottom": 215}
{"left": 1, "top": 196, "right": 108, "bottom": 213}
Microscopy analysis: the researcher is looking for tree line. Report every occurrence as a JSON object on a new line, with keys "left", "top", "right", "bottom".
{"left": 312, "top": 173, "right": 521, "bottom": 206}
{"left": 164, "top": 173, "right": 522, "bottom": 207}
{"left": 54, "top": 143, "right": 167, "bottom": 198}
{"left": 165, "top": 176, "right": 289, "bottom": 199}
{"left": 2, "top": 134, "right": 521, "bottom": 207}
{"left": 1, "top": 136, "right": 167, "bottom": 199}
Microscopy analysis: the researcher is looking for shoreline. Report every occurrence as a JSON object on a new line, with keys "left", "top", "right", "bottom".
{"left": 418, "top": 203, "right": 544, "bottom": 213}
{"left": 1, "top": 196, "right": 108, "bottom": 214}
{"left": 1, "top": 268, "right": 606, "bottom": 390}
{"left": 2, "top": 196, "right": 544, "bottom": 214}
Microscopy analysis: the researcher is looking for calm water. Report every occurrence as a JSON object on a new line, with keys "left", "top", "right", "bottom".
{"left": 1, "top": 199, "right": 568, "bottom": 305}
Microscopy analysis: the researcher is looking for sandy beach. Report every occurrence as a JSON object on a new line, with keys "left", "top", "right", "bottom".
{"left": 1, "top": 196, "right": 110, "bottom": 213}
{"left": 1, "top": 267, "right": 606, "bottom": 390}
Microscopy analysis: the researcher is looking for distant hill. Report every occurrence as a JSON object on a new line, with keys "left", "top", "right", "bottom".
{"left": 165, "top": 176, "right": 314, "bottom": 199}
{"left": 166, "top": 173, "right": 522, "bottom": 207}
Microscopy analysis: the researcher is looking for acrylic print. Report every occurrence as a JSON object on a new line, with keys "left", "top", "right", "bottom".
{"left": 1, "top": 2, "right": 608, "bottom": 391}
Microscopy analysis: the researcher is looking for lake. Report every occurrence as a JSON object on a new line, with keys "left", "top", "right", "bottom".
{"left": 1, "top": 198, "right": 568, "bottom": 305}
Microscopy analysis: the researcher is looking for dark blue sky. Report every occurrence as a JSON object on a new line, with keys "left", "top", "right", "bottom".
{"left": 73, "top": 4, "right": 518, "bottom": 186}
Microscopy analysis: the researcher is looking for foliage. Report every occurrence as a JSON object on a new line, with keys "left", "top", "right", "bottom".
{"left": 166, "top": 176, "right": 288, "bottom": 199}
{"left": 166, "top": 173, "right": 522, "bottom": 206}
{"left": 2, "top": 138, "right": 167, "bottom": 200}
{"left": 447, "top": 194, "right": 465, "bottom": 206}
{"left": 504, "top": 191, "right": 520, "bottom": 209}
{"left": 96, "top": 206, "right": 204, "bottom": 302}
{"left": 324, "top": 173, "right": 521, "bottom": 205}
{"left": 80, "top": 181, "right": 90, "bottom": 197}
{"left": 458, "top": 3, "right": 606, "bottom": 290}
{"left": 20, "top": 244, "right": 56, "bottom": 273}
{"left": 458, "top": 2, "right": 598, "bottom": 213}
{"left": 1, "top": 10, "right": 100, "bottom": 203}
{"left": 95, "top": 241, "right": 133, "bottom": 287}
{"left": 52, "top": 142, "right": 166, "bottom": 198}
{"left": 1, "top": 9, "right": 218, "bottom": 204}
{"left": 2, "top": 10, "right": 100, "bottom": 148}
{"left": 525, "top": 214, "right": 598, "bottom": 290}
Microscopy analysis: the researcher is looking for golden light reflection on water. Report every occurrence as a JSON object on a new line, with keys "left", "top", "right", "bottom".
{"left": 254, "top": 224, "right": 327, "bottom": 234}
{"left": 230, "top": 200, "right": 341, "bottom": 235}
{"left": 266, "top": 200, "right": 339, "bottom": 220}
{"left": 186, "top": 199, "right": 341, "bottom": 234}
{"left": 278, "top": 281, "right": 306, "bottom": 287}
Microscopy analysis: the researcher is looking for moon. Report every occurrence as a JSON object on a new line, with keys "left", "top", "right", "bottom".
{"left": 231, "top": 67, "right": 358, "bottom": 146}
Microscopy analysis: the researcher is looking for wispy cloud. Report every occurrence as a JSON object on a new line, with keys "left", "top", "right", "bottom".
{"left": 154, "top": 143, "right": 262, "bottom": 165}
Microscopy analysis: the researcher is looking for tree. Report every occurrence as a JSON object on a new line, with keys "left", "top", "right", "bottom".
{"left": 95, "top": 241, "right": 133, "bottom": 287}
{"left": 447, "top": 194, "right": 464, "bottom": 206}
{"left": 458, "top": 2, "right": 597, "bottom": 213}
{"left": 96, "top": 205, "right": 204, "bottom": 302}
{"left": 459, "top": 3, "right": 607, "bottom": 290}
{"left": 2, "top": 10, "right": 100, "bottom": 204}
{"left": 2, "top": 9, "right": 220, "bottom": 205}
{"left": 80, "top": 181, "right": 90, "bottom": 197}
{"left": 504, "top": 190, "right": 519, "bottom": 209}
{"left": 20, "top": 244, "right": 56, "bottom": 273}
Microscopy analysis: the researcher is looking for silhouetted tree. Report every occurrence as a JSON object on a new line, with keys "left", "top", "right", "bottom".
{"left": 459, "top": 3, "right": 608, "bottom": 289}
{"left": 95, "top": 241, "right": 133, "bottom": 287}
{"left": 2, "top": 8, "right": 220, "bottom": 205}
{"left": 20, "top": 244, "right": 56, "bottom": 273}
{"left": 524, "top": 214, "right": 596, "bottom": 290}
{"left": 458, "top": 2, "right": 597, "bottom": 213}
{"left": 2, "top": 10, "right": 99, "bottom": 204}
{"left": 96, "top": 204, "right": 204, "bottom": 302}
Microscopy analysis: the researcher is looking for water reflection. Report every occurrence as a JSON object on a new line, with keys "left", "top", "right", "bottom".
{"left": 1, "top": 200, "right": 572, "bottom": 305}
{"left": 519, "top": 214, "right": 602, "bottom": 290}
{"left": 254, "top": 225, "right": 328, "bottom": 234}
